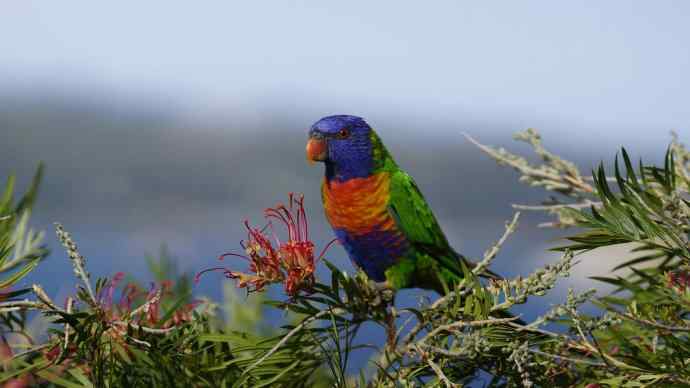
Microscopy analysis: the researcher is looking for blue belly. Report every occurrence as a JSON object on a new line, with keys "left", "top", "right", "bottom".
{"left": 333, "top": 228, "right": 410, "bottom": 282}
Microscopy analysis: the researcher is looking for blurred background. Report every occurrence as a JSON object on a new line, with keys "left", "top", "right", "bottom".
{"left": 1, "top": 0, "right": 689, "bottom": 365}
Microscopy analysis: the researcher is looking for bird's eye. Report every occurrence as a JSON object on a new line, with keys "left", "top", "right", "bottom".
{"left": 337, "top": 128, "right": 350, "bottom": 139}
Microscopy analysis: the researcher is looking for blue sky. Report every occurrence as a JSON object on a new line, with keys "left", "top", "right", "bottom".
{"left": 2, "top": 1, "right": 689, "bottom": 143}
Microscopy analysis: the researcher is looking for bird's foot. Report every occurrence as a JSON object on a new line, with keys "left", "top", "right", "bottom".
{"left": 368, "top": 280, "right": 396, "bottom": 305}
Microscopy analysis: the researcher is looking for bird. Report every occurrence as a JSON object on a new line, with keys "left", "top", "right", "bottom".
{"left": 306, "top": 115, "right": 496, "bottom": 295}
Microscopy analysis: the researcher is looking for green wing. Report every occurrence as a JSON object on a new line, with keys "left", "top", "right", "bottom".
{"left": 387, "top": 169, "right": 466, "bottom": 281}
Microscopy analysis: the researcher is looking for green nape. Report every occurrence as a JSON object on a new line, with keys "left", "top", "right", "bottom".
{"left": 370, "top": 129, "right": 398, "bottom": 173}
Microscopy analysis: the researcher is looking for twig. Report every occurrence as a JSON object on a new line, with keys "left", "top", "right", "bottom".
{"left": 511, "top": 342, "right": 534, "bottom": 388}
{"left": 32, "top": 284, "right": 60, "bottom": 311}
{"left": 419, "top": 344, "right": 465, "bottom": 357}
{"left": 509, "top": 320, "right": 641, "bottom": 371}
{"left": 399, "top": 320, "right": 427, "bottom": 348}
{"left": 414, "top": 345, "right": 458, "bottom": 388}
{"left": 512, "top": 201, "right": 600, "bottom": 211}
{"left": 377, "top": 316, "right": 524, "bottom": 380}
{"left": 65, "top": 298, "right": 73, "bottom": 344}
{"left": 463, "top": 132, "right": 593, "bottom": 195}
{"left": 128, "top": 288, "right": 162, "bottom": 318}
{"left": 112, "top": 321, "right": 177, "bottom": 334}
{"left": 589, "top": 328, "right": 614, "bottom": 369}
{"left": 244, "top": 307, "right": 346, "bottom": 373}
{"left": 384, "top": 307, "right": 397, "bottom": 350}
{"left": 528, "top": 348, "right": 606, "bottom": 367}
{"left": 420, "top": 316, "right": 521, "bottom": 345}
{"left": 473, "top": 212, "right": 520, "bottom": 277}
{"left": 9, "top": 343, "right": 51, "bottom": 360}
{"left": 0, "top": 300, "right": 47, "bottom": 311}
{"left": 399, "top": 276, "right": 499, "bottom": 348}
{"left": 395, "top": 313, "right": 417, "bottom": 342}
{"left": 398, "top": 284, "right": 474, "bottom": 347}
{"left": 59, "top": 297, "right": 74, "bottom": 360}
{"left": 510, "top": 321, "right": 566, "bottom": 339}
{"left": 569, "top": 310, "right": 594, "bottom": 350}
{"left": 617, "top": 311, "right": 690, "bottom": 332}
{"left": 584, "top": 176, "right": 618, "bottom": 182}
{"left": 428, "top": 278, "right": 472, "bottom": 311}
{"left": 537, "top": 222, "right": 564, "bottom": 228}
{"left": 119, "top": 329, "right": 152, "bottom": 348}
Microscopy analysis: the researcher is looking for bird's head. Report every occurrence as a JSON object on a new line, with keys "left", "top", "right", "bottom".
{"left": 306, "top": 115, "right": 384, "bottom": 181}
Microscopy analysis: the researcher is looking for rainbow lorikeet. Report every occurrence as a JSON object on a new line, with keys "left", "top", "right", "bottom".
{"left": 306, "top": 115, "right": 496, "bottom": 294}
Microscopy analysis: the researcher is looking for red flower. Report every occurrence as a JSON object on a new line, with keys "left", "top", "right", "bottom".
{"left": 667, "top": 268, "right": 690, "bottom": 293}
{"left": 4, "top": 376, "right": 31, "bottom": 388}
{"left": 197, "top": 193, "right": 336, "bottom": 297}
{"left": 96, "top": 274, "right": 198, "bottom": 327}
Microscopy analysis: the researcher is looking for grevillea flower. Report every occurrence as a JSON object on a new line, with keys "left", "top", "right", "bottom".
{"left": 95, "top": 273, "right": 199, "bottom": 328}
{"left": 667, "top": 268, "right": 690, "bottom": 293}
{"left": 196, "top": 193, "right": 336, "bottom": 297}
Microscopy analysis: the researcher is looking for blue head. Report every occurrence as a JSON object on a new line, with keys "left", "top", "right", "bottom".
{"left": 306, "top": 115, "right": 377, "bottom": 182}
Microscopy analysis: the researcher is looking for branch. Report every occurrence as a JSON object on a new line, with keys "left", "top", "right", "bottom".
{"left": 378, "top": 316, "right": 523, "bottom": 380}
{"left": 244, "top": 307, "right": 346, "bottom": 374}
{"left": 472, "top": 212, "right": 520, "bottom": 277}
{"left": 464, "top": 131, "right": 593, "bottom": 196}
{"left": 112, "top": 321, "right": 177, "bottom": 335}
{"left": 0, "top": 300, "right": 48, "bottom": 312}
{"left": 414, "top": 345, "right": 459, "bottom": 388}
{"left": 59, "top": 297, "right": 74, "bottom": 361}
{"left": 32, "top": 284, "right": 60, "bottom": 311}
{"left": 419, "top": 316, "right": 521, "bottom": 345}
{"left": 617, "top": 311, "right": 690, "bottom": 332}
{"left": 527, "top": 348, "right": 606, "bottom": 367}
{"left": 512, "top": 201, "right": 600, "bottom": 211}
{"left": 9, "top": 343, "right": 51, "bottom": 361}
{"left": 128, "top": 288, "right": 162, "bottom": 318}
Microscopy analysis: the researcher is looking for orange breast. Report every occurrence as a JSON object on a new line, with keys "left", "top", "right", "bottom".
{"left": 322, "top": 173, "right": 395, "bottom": 235}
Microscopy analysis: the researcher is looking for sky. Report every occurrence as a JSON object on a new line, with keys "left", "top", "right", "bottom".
{"left": 2, "top": 1, "right": 689, "bottom": 139}
{"left": 1, "top": 2, "right": 689, "bottom": 380}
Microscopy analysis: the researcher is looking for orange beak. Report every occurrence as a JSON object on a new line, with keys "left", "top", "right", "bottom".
{"left": 306, "top": 138, "right": 327, "bottom": 164}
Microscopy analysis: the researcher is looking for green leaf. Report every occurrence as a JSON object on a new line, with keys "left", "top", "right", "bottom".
{"left": 0, "top": 360, "right": 49, "bottom": 383}
{"left": 612, "top": 253, "right": 666, "bottom": 272}
{"left": 67, "top": 368, "right": 94, "bottom": 388}
{"left": 0, "top": 259, "right": 39, "bottom": 289}
{"left": 35, "top": 369, "right": 85, "bottom": 388}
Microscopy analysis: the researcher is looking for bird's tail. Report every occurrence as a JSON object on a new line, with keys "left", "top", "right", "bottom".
{"left": 448, "top": 250, "right": 527, "bottom": 325}
{"left": 453, "top": 250, "right": 504, "bottom": 281}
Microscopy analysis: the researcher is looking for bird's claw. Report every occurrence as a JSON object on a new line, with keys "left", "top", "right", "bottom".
{"left": 368, "top": 281, "right": 396, "bottom": 305}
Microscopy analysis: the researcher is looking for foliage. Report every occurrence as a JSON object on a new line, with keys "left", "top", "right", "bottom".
{"left": 1, "top": 131, "right": 690, "bottom": 387}
{"left": 470, "top": 129, "right": 690, "bottom": 386}
{"left": 0, "top": 163, "right": 46, "bottom": 295}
